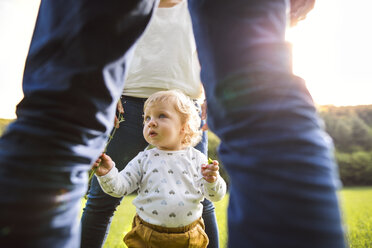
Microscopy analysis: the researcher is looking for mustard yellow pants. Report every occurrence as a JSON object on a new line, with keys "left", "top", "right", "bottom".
{"left": 123, "top": 215, "right": 209, "bottom": 248}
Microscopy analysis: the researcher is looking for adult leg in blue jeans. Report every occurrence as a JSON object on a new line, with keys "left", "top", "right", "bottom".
{"left": 81, "top": 96, "right": 219, "bottom": 248}
{"left": 189, "top": 0, "right": 346, "bottom": 247}
{"left": 0, "top": 1, "right": 158, "bottom": 247}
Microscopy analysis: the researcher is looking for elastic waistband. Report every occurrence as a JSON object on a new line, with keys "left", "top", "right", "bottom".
{"left": 136, "top": 215, "right": 203, "bottom": 233}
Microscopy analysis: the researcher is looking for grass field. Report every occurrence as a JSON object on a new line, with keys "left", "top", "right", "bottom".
{"left": 81, "top": 187, "right": 372, "bottom": 248}
{"left": 340, "top": 187, "right": 372, "bottom": 247}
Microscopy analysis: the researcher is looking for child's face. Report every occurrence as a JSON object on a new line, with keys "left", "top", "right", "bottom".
{"left": 143, "top": 101, "right": 185, "bottom": 151}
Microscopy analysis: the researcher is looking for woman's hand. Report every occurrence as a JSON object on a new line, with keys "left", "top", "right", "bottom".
{"left": 114, "top": 99, "right": 124, "bottom": 128}
{"left": 158, "top": 0, "right": 182, "bottom": 8}
{"left": 201, "top": 99, "right": 208, "bottom": 131}
{"left": 290, "top": 0, "right": 316, "bottom": 26}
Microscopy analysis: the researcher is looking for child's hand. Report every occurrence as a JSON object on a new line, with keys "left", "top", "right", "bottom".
{"left": 92, "top": 153, "right": 114, "bottom": 176}
{"left": 201, "top": 159, "right": 219, "bottom": 183}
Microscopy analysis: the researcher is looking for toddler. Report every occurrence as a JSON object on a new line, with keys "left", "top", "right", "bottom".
{"left": 93, "top": 89, "right": 226, "bottom": 248}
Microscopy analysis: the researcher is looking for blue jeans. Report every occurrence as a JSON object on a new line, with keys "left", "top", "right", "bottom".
{"left": 81, "top": 96, "right": 219, "bottom": 248}
{"left": 0, "top": 0, "right": 345, "bottom": 247}
{"left": 0, "top": 1, "right": 157, "bottom": 247}
{"left": 189, "top": 0, "right": 345, "bottom": 247}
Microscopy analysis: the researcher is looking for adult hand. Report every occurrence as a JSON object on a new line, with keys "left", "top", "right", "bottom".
{"left": 114, "top": 99, "right": 124, "bottom": 128}
{"left": 290, "top": 0, "right": 316, "bottom": 26}
{"left": 201, "top": 99, "right": 208, "bottom": 131}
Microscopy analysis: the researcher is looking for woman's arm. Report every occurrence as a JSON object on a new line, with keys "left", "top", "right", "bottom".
{"left": 158, "top": 0, "right": 182, "bottom": 8}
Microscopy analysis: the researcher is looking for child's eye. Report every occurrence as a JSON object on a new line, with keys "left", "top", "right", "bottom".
{"left": 144, "top": 116, "right": 151, "bottom": 122}
{"left": 159, "top": 114, "right": 166, "bottom": 118}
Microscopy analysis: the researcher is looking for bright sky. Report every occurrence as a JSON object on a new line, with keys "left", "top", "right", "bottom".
{"left": 287, "top": 0, "right": 372, "bottom": 107}
{"left": 0, "top": 0, "right": 371, "bottom": 119}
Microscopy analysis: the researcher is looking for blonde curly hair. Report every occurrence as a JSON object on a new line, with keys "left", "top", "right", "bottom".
{"left": 144, "top": 89, "right": 202, "bottom": 148}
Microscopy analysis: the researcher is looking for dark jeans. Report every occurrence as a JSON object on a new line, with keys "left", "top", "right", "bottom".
{"left": 0, "top": 0, "right": 346, "bottom": 247}
{"left": 81, "top": 96, "right": 219, "bottom": 248}
{"left": 189, "top": 0, "right": 345, "bottom": 247}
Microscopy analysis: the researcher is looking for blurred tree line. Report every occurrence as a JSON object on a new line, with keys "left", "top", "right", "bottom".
{"left": 319, "top": 105, "right": 372, "bottom": 186}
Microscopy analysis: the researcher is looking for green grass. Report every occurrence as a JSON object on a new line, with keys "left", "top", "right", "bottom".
{"left": 81, "top": 187, "right": 372, "bottom": 248}
{"left": 340, "top": 187, "right": 372, "bottom": 247}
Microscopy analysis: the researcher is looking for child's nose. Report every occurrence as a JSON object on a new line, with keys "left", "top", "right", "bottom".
{"left": 148, "top": 119, "right": 157, "bottom": 127}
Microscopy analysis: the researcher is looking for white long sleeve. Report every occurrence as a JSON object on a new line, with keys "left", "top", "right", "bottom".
{"left": 96, "top": 147, "right": 226, "bottom": 227}
{"left": 201, "top": 176, "right": 227, "bottom": 202}
{"left": 97, "top": 158, "right": 143, "bottom": 198}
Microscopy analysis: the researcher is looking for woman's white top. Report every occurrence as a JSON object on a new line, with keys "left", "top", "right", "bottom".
{"left": 123, "top": 0, "right": 202, "bottom": 100}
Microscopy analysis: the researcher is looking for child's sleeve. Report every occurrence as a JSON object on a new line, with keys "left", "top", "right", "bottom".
{"left": 96, "top": 152, "right": 143, "bottom": 198}
{"left": 202, "top": 175, "right": 227, "bottom": 202}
